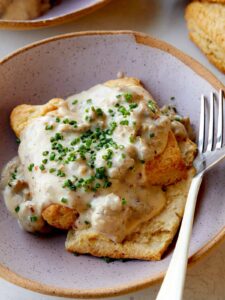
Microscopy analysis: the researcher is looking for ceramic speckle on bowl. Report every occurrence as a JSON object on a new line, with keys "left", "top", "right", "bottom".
{"left": 0, "top": 0, "right": 113, "bottom": 30}
{"left": 0, "top": 31, "right": 224, "bottom": 298}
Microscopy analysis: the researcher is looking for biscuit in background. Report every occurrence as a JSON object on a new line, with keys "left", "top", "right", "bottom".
{"left": 185, "top": 1, "right": 225, "bottom": 73}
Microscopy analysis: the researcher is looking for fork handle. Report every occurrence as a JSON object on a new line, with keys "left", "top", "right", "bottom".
{"left": 156, "top": 174, "right": 203, "bottom": 300}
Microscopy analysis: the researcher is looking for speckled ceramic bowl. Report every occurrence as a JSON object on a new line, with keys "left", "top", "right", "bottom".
{"left": 0, "top": 0, "right": 112, "bottom": 30}
{"left": 0, "top": 31, "right": 224, "bottom": 298}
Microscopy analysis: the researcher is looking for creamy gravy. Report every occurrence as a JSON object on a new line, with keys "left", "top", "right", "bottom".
{"left": 1, "top": 83, "right": 190, "bottom": 242}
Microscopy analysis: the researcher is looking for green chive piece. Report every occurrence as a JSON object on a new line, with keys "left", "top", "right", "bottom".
{"left": 103, "top": 180, "right": 112, "bottom": 188}
{"left": 15, "top": 206, "right": 20, "bottom": 213}
{"left": 129, "top": 135, "right": 135, "bottom": 143}
{"left": 120, "top": 120, "right": 129, "bottom": 126}
{"left": 175, "top": 116, "right": 183, "bottom": 122}
{"left": 95, "top": 108, "right": 104, "bottom": 116}
{"left": 57, "top": 170, "right": 66, "bottom": 177}
{"left": 49, "top": 152, "right": 56, "bottom": 161}
{"left": 28, "top": 163, "right": 34, "bottom": 172}
{"left": 45, "top": 124, "right": 54, "bottom": 130}
{"left": 30, "top": 216, "right": 38, "bottom": 222}
{"left": 147, "top": 100, "right": 156, "bottom": 113}
{"left": 72, "top": 99, "right": 78, "bottom": 105}
{"left": 39, "top": 164, "right": 45, "bottom": 171}
{"left": 95, "top": 167, "right": 107, "bottom": 179}
{"left": 121, "top": 198, "right": 127, "bottom": 205}
{"left": 149, "top": 133, "right": 155, "bottom": 138}
{"left": 124, "top": 93, "right": 133, "bottom": 102}
{"left": 61, "top": 197, "right": 68, "bottom": 204}
{"left": 129, "top": 103, "right": 138, "bottom": 110}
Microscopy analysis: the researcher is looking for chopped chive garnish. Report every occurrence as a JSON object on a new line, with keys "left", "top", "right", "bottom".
{"left": 39, "top": 164, "right": 45, "bottom": 171}
{"left": 124, "top": 93, "right": 132, "bottom": 102}
{"left": 107, "top": 161, "right": 112, "bottom": 168}
{"left": 49, "top": 168, "right": 56, "bottom": 173}
{"left": 72, "top": 99, "right": 78, "bottom": 105}
{"left": 129, "top": 103, "right": 138, "bottom": 110}
{"left": 42, "top": 159, "right": 48, "bottom": 164}
{"left": 149, "top": 132, "right": 155, "bottom": 138}
{"left": 63, "top": 179, "right": 76, "bottom": 191}
{"left": 175, "top": 116, "right": 183, "bottom": 122}
{"left": 11, "top": 170, "right": 17, "bottom": 180}
{"left": 95, "top": 182, "right": 101, "bottom": 189}
{"left": 108, "top": 108, "right": 115, "bottom": 117}
{"left": 121, "top": 198, "right": 127, "bottom": 205}
{"left": 57, "top": 170, "right": 66, "bottom": 177}
{"left": 129, "top": 135, "right": 135, "bottom": 143}
{"left": 120, "top": 120, "right": 129, "bottom": 126}
{"left": 42, "top": 151, "right": 49, "bottom": 156}
{"left": 49, "top": 152, "right": 56, "bottom": 161}
{"left": 71, "top": 137, "right": 80, "bottom": 146}
{"left": 95, "top": 108, "right": 104, "bottom": 116}
{"left": 61, "top": 197, "right": 68, "bottom": 204}
{"left": 15, "top": 206, "right": 20, "bottom": 213}
{"left": 16, "top": 138, "right": 21, "bottom": 144}
{"left": 103, "top": 180, "right": 112, "bottom": 188}
{"left": 95, "top": 167, "right": 107, "bottom": 179}
{"left": 63, "top": 118, "right": 70, "bottom": 124}
{"left": 45, "top": 125, "right": 54, "bottom": 130}
{"left": 118, "top": 105, "right": 130, "bottom": 117}
{"left": 147, "top": 100, "right": 156, "bottom": 113}
{"left": 28, "top": 163, "right": 34, "bottom": 172}
{"left": 30, "top": 216, "right": 38, "bottom": 222}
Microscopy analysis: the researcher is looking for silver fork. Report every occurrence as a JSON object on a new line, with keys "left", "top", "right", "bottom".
{"left": 156, "top": 89, "right": 225, "bottom": 300}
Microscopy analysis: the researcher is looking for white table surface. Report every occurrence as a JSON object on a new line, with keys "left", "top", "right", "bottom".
{"left": 0, "top": 0, "right": 224, "bottom": 299}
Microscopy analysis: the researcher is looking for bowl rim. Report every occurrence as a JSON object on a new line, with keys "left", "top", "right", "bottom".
{"left": 0, "top": 30, "right": 224, "bottom": 298}
{"left": 0, "top": 0, "right": 113, "bottom": 30}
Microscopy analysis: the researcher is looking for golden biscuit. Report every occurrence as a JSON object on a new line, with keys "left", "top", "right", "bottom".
{"left": 146, "top": 131, "right": 187, "bottom": 186}
{"left": 66, "top": 169, "right": 195, "bottom": 260}
{"left": 10, "top": 98, "right": 64, "bottom": 137}
{"left": 9, "top": 77, "right": 196, "bottom": 260}
{"left": 42, "top": 204, "right": 77, "bottom": 230}
{"left": 185, "top": 2, "right": 225, "bottom": 73}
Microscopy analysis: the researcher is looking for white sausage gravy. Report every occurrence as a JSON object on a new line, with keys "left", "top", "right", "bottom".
{"left": 1, "top": 83, "right": 191, "bottom": 242}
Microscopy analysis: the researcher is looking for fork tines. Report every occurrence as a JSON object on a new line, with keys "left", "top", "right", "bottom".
{"left": 198, "top": 89, "right": 224, "bottom": 153}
